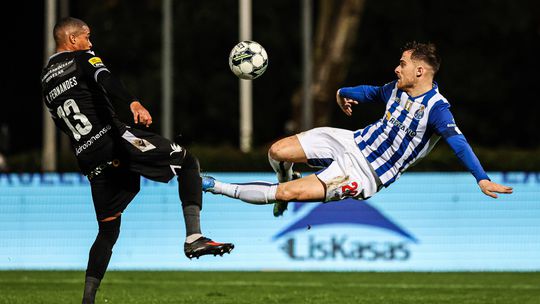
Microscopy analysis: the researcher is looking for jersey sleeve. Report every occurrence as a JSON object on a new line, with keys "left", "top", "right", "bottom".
{"left": 338, "top": 81, "right": 396, "bottom": 104}
{"left": 96, "top": 72, "right": 138, "bottom": 105}
{"left": 428, "top": 101, "right": 490, "bottom": 182}
{"left": 78, "top": 50, "right": 137, "bottom": 104}
{"left": 78, "top": 50, "right": 111, "bottom": 82}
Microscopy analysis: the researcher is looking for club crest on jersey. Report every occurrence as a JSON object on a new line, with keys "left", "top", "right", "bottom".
{"left": 413, "top": 105, "right": 425, "bottom": 120}
{"left": 88, "top": 57, "right": 104, "bottom": 67}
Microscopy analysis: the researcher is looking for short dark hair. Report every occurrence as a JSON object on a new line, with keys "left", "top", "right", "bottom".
{"left": 402, "top": 41, "right": 441, "bottom": 74}
{"left": 53, "top": 17, "right": 88, "bottom": 45}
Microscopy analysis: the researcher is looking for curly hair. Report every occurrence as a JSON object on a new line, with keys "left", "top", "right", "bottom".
{"left": 402, "top": 41, "right": 441, "bottom": 74}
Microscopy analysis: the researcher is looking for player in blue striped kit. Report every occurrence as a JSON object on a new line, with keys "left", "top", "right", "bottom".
{"left": 203, "top": 42, "right": 513, "bottom": 216}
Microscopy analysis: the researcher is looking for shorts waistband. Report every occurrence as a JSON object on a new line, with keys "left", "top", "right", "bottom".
{"left": 87, "top": 159, "right": 120, "bottom": 180}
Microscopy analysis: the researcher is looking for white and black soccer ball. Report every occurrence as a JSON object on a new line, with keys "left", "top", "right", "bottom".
{"left": 228, "top": 40, "right": 268, "bottom": 80}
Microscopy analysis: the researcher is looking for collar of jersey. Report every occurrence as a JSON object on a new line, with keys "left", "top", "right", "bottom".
{"left": 404, "top": 81, "right": 439, "bottom": 100}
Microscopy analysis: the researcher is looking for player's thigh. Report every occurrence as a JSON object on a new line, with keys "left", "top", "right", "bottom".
{"left": 90, "top": 167, "right": 140, "bottom": 221}
{"left": 296, "top": 127, "right": 353, "bottom": 168}
{"left": 268, "top": 135, "right": 307, "bottom": 163}
{"left": 276, "top": 174, "right": 326, "bottom": 202}
{"left": 121, "top": 127, "right": 185, "bottom": 182}
{"left": 315, "top": 153, "right": 377, "bottom": 202}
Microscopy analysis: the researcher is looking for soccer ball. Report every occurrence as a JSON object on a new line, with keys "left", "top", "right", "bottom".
{"left": 228, "top": 41, "right": 268, "bottom": 80}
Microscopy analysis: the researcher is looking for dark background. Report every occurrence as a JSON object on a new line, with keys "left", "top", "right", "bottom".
{"left": 3, "top": 0, "right": 540, "bottom": 171}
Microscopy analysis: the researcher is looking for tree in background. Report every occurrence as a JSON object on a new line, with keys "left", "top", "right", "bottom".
{"left": 289, "top": 0, "right": 366, "bottom": 132}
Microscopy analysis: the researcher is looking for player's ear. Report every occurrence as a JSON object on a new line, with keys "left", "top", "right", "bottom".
{"left": 416, "top": 66, "right": 423, "bottom": 77}
{"left": 69, "top": 34, "right": 77, "bottom": 45}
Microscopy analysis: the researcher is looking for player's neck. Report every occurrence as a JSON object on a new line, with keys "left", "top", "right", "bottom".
{"left": 56, "top": 44, "right": 82, "bottom": 53}
{"left": 406, "top": 81, "right": 434, "bottom": 98}
{"left": 56, "top": 46, "right": 71, "bottom": 53}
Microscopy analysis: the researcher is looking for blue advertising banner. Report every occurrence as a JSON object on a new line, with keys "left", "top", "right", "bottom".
{"left": 0, "top": 172, "right": 539, "bottom": 271}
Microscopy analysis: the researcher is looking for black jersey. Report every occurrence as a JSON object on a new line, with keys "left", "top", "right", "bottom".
{"left": 41, "top": 50, "right": 126, "bottom": 174}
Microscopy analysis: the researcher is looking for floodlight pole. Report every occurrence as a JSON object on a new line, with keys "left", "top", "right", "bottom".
{"left": 162, "top": 0, "right": 173, "bottom": 140}
{"left": 42, "top": 0, "right": 57, "bottom": 171}
{"left": 239, "top": 0, "right": 253, "bottom": 152}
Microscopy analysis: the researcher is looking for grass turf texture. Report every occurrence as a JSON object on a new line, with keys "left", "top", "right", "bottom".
{"left": 0, "top": 271, "right": 539, "bottom": 304}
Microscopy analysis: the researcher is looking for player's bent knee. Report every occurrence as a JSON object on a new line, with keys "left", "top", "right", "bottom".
{"left": 100, "top": 212, "right": 121, "bottom": 223}
{"left": 275, "top": 185, "right": 299, "bottom": 202}
{"left": 275, "top": 189, "right": 292, "bottom": 202}
{"left": 268, "top": 142, "right": 285, "bottom": 161}
{"left": 276, "top": 175, "right": 326, "bottom": 202}
{"left": 277, "top": 189, "right": 313, "bottom": 202}
{"left": 181, "top": 150, "right": 200, "bottom": 171}
{"left": 97, "top": 215, "right": 121, "bottom": 246}
{"left": 269, "top": 136, "right": 300, "bottom": 161}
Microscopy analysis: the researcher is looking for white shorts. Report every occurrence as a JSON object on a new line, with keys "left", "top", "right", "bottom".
{"left": 297, "top": 127, "right": 382, "bottom": 202}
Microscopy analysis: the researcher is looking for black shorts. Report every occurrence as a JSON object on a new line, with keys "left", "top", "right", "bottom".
{"left": 90, "top": 127, "right": 186, "bottom": 220}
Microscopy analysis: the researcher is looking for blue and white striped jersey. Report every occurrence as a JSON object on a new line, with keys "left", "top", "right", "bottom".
{"left": 339, "top": 81, "right": 489, "bottom": 187}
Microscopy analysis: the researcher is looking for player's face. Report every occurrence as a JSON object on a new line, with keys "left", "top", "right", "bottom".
{"left": 73, "top": 26, "right": 92, "bottom": 50}
{"left": 395, "top": 51, "right": 417, "bottom": 90}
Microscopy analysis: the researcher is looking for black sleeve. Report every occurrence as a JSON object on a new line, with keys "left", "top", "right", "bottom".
{"left": 77, "top": 50, "right": 137, "bottom": 104}
{"left": 96, "top": 71, "right": 137, "bottom": 105}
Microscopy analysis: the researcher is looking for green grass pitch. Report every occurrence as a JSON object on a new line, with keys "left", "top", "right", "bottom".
{"left": 0, "top": 271, "right": 539, "bottom": 303}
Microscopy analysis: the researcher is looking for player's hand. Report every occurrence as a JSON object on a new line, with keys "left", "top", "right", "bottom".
{"left": 478, "top": 179, "right": 513, "bottom": 198}
{"left": 336, "top": 90, "right": 358, "bottom": 116}
{"left": 130, "top": 101, "right": 152, "bottom": 127}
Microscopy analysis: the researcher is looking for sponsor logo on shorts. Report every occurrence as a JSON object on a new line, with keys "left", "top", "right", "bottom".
{"left": 121, "top": 130, "right": 156, "bottom": 152}
{"left": 170, "top": 143, "right": 183, "bottom": 156}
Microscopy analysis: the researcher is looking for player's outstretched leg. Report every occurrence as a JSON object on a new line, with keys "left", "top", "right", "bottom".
{"left": 202, "top": 174, "right": 325, "bottom": 205}
{"left": 202, "top": 176, "right": 278, "bottom": 205}
{"left": 177, "top": 150, "right": 234, "bottom": 259}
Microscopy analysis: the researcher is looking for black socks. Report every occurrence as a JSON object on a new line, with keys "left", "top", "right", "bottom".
{"left": 183, "top": 204, "right": 202, "bottom": 237}
{"left": 177, "top": 150, "right": 203, "bottom": 237}
{"left": 82, "top": 276, "right": 101, "bottom": 304}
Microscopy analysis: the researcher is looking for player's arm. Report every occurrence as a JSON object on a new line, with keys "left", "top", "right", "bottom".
{"left": 97, "top": 73, "right": 152, "bottom": 127}
{"left": 81, "top": 50, "right": 152, "bottom": 127}
{"left": 429, "top": 102, "right": 513, "bottom": 198}
{"left": 336, "top": 81, "right": 396, "bottom": 116}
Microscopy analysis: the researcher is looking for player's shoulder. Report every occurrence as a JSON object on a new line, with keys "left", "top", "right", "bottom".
{"left": 429, "top": 83, "right": 451, "bottom": 107}
{"left": 73, "top": 49, "right": 96, "bottom": 58}
{"left": 74, "top": 49, "right": 106, "bottom": 68}
{"left": 379, "top": 80, "right": 398, "bottom": 100}
{"left": 383, "top": 80, "right": 398, "bottom": 89}
{"left": 427, "top": 97, "right": 451, "bottom": 120}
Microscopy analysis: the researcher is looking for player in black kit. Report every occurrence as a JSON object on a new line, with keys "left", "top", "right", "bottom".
{"left": 41, "top": 17, "right": 234, "bottom": 304}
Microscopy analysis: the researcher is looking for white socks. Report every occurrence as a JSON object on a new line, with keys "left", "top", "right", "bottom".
{"left": 185, "top": 233, "right": 203, "bottom": 244}
{"left": 205, "top": 154, "right": 290, "bottom": 205}
{"left": 212, "top": 180, "right": 278, "bottom": 205}
{"left": 268, "top": 153, "right": 293, "bottom": 182}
